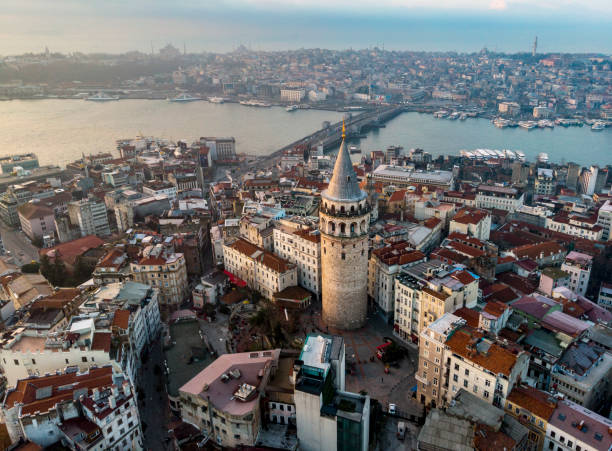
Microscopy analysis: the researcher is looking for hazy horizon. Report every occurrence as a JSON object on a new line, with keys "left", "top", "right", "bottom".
{"left": 2, "top": 0, "right": 612, "bottom": 56}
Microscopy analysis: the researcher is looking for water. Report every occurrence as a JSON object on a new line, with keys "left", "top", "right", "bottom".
{"left": 0, "top": 100, "right": 610, "bottom": 167}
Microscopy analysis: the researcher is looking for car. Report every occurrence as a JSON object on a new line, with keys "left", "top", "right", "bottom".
{"left": 397, "top": 421, "right": 406, "bottom": 440}
{"left": 388, "top": 403, "right": 396, "bottom": 415}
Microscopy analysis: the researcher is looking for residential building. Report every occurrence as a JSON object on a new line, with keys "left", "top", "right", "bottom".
{"left": 178, "top": 349, "right": 281, "bottom": 448}
{"left": 0, "top": 366, "right": 143, "bottom": 450}
{"left": 240, "top": 214, "right": 274, "bottom": 251}
{"left": 273, "top": 217, "right": 322, "bottom": 298}
{"left": 596, "top": 199, "right": 612, "bottom": 240}
{"left": 545, "top": 215, "right": 603, "bottom": 241}
{"left": 200, "top": 137, "right": 236, "bottom": 162}
{"left": 394, "top": 260, "right": 478, "bottom": 344}
{"left": 367, "top": 241, "right": 426, "bottom": 322}
{"left": 280, "top": 88, "right": 305, "bottom": 102}
{"left": 294, "top": 334, "right": 370, "bottom": 451}
{"left": 505, "top": 385, "right": 557, "bottom": 451}
{"left": 597, "top": 282, "right": 612, "bottom": 312}
{"left": 565, "top": 163, "right": 581, "bottom": 192}
{"left": 223, "top": 238, "right": 297, "bottom": 300}
{"left": 92, "top": 248, "right": 131, "bottom": 285}
{"left": 142, "top": 180, "right": 177, "bottom": 204}
{"left": 68, "top": 198, "right": 111, "bottom": 238}
{"left": 560, "top": 251, "right": 592, "bottom": 297}
{"left": 544, "top": 400, "right": 612, "bottom": 451}
{"left": 550, "top": 341, "right": 611, "bottom": 413}
{"left": 535, "top": 168, "right": 556, "bottom": 196}
{"left": 506, "top": 241, "right": 567, "bottom": 268}
{"left": 449, "top": 207, "right": 491, "bottom": 241}
{"left": 579, "top": 166, "right": 599, "bottom": 195}
{"left": 17, "top": 202, "right": 55, "bottom": 241}
{"left": 499, "top": 101, "right": 520, "bottom": 116}
{"left": 130, "top": 244, "right": 188, "bottom": 314}
{"left": 476, "top": 185, "right": 524, "bottom": 212}
{"left": 538, "top": 267, "right": 570, "bottom": 297}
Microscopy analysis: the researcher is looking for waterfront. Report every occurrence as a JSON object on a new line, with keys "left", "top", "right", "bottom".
{"left": 0, "top": 100, "right": 610, "bottom": 167}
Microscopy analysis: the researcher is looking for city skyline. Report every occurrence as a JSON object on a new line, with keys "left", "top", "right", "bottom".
{"left": 2, "top": 0, "right": 612, "bottom": 55}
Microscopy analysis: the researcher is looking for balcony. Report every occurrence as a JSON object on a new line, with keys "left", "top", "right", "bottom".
{"left": 320, "top": 205, "right": 371, "bottom": 217}
{"left": 415, "top": 374, "right": 428, "bottom": 385}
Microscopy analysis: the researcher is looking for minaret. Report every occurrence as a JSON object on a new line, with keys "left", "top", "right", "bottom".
{"left": 532, "top": 36, "right": 537, "bottom": 57}
{"left": 320, "top": 121, "right": 370, "bottom": 330}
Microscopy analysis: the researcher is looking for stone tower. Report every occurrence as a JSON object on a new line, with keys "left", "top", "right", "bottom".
{"left": 320, "top": 124, "right": 370, "bottom": 330}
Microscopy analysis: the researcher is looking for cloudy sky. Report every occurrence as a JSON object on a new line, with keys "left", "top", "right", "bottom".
{"left": 2, "top": 0, "right": 611, "bottom": 54}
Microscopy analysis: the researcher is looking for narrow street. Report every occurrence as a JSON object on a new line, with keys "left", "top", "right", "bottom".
{"left": 0, "top": 222, "right": 39, "bottom": 266}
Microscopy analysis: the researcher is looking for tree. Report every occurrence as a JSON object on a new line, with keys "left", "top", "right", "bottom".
{"left": 21, "top": 261, "right": 40, "bottom": 273}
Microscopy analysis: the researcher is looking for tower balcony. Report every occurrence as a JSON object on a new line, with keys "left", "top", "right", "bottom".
{"left": 319, "top": 204, "right": 371, "bottom": 218}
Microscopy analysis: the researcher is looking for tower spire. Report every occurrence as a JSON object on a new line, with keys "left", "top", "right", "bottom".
{"left": 342, "top": 119, "right": 346, "bottom": 140}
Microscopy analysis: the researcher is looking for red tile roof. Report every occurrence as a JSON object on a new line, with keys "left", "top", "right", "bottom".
{"left": 91, "top": 332, "right": 111, "bottom": 353}
{"left": 507, "top": 385, "right": 556, "bottom": 420}
{"left": 112, "top": 309, "right": 130, "bottom": 330}
{"left": 40, "top": 235, "right": 105, "bottom": 266}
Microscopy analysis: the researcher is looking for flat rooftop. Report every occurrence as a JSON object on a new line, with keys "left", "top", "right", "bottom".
{"left": 372, "top": 165, "right": 453, "bottom": 184}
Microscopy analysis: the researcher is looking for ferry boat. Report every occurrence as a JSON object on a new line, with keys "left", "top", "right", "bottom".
{"left": 591, "top": 121, "right": 606, "bottom": 131}
{"left": 286, "top": 105, "right": 299, "bottom": 112}
{"left": 538, "top": 120, "right": 554, "bottom": 128}
{"left": 208, "top": 97, "right": 225, "bottom": 104}
{"left": 493, "top": 118, "right": 510, "bottom": 128}
{"left": 459, "top": 113, "right": 467, "bottom": 120}
{"left": 169, "top": 93, "right": 202, "bottom": 102}
{"left": 448, "top": 112, "right": 460, "bottom": 120}
{"left": 240, "top": 99, "right": 272, "bottom": 107}
{"left": 519, "top": 121, "right": 537, "bottom": 130}
{"left": 86, "top": 92, "right": 119, "bottom": 101}
{"left": 537, "top": 152, "right": 549, "bottom": 163}
{"left": 433, "top": 110, "right": 449, "bottom": 118}
{"left": 348, "top": 145, "right": 361, "bottom": 154}
{"left": 516, "top": 151, "right": 526, "bottom": 161}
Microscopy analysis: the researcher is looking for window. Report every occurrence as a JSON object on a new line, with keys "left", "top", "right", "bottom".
{"left": 117, "top": 419, "right": 123, "bottom": 426}
{"left": 453, "top": 374, "right": 458, "bottom": 382}
{"left": 13, "top": 359, "right": 19, "bottom": 366}
{"left": 484, "top": 390, "right": 489, "bottom": 398}
{"left": 433, "top": 378, "right": 438, "bottom": 386}
{"left": 463, "top": 380, "right": 468, "bottom": 388}
{"left": 454, "top": 363, "right": 459, "bottom": 371}
{"left": 464, "top": 369, "right": 469, "bottom": 376}
{"left": 234, "top": 434, "right": 241, "bottom": 439}
{"left": 107, "top": 427, "right": 112, "bottom": 433}
{"left": 473, "top": 386, "right": 477, "bottom": 393}
{"left": 82, "top": 356, "right": 88, "bottom": 363}
{"left": 550, "top": 431, "right": 555, "bottom": 438}
{"left": 31, "top": 359, "right": 36, "bottom": 364}
{"left": 485, "top": 380, "right": 490, "bottom": 387}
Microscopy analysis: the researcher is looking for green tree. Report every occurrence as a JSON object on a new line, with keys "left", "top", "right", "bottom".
{"left": 21, "top": 262, "right": 40, "bottom": 274}
{"left": 39, "top": 254, "right": 53, "bottom": 281}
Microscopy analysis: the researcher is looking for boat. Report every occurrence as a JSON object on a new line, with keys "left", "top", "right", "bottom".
{"left": 433, "top": 110, "right": 449, "bottom": 118}
{"left": 208, "top": 97, "right": 225, "bottom": 104}
{"left": 459, "top": 113, "right": 467, "bottom": 121}
{"left": 85, "top": 92, "right": 119, "bottom": 101}
{"left": 348, "top": 145, "right": 361, "bottom": 154}
{"left": 286, "top": 105, "right": 299, "bottom": 112}
{"left": 448, "top": 112, "right": 460, "bottom": 120}
{"left": 591, "top": 121, "right": 605, "bottom": 131}
{"left": 493, "top": 118, "right": 510, "bottom": 128}
{"left": 169, "top": 93, "right": 202, "bottom": 102}
{"left": 537, "top": 152, "right": 549, "bottom": 163}
{"left": 519, "top": 121, "right": 537, "bottom": 130}
{"left": 516, "top": 151, "right": 526, "bottom": 161}
{"left": 239, "top": 99, "right": 272, "bottom": 107}
{"left": 538, "top": 120, "right": 554, "bottom": 128}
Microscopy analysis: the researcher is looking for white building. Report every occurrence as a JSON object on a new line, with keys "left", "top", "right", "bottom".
{"left": 545, "top": 215, "right": 603, "bottom": 241}
{"left": 142, "top": 180, "right": 178, "bottom": 204}
{"left": 1, "top": 366, "right": 143, "bottom": 450}
{"left": 596, "top": 199, "right": 612, "bottom": 240}
{"left": 475, "top": 185, "right": 524, "bottom": 212}
{"left": 273, "top": 218, "right": 322, "bottom": 297}
{"left": 561, "top": 251, "right": 593, "bottom": 296}
{"left": 544, "top": 400, "right": 612, "bottom": 451}
{"left": 280, "top": 89, "right": 306, "bottom": 102}
{"left": 449, "top": 207, "right": 491, "bottom": 241}
{"left": 371, "top": 165, "right": 454, "bottom": 190}
{"left": 579, "top": 166, "right": 598, "bottom": 195}
{"left": 68, "top": 198, "right": 111, "bottom": 237}
{"left": 294, "top": 334, "right": 370, "bottom": 451}
{"left": 367, "top": 242, "right": 426, "bottom": 322}
{"left": 223, "top": 238, "right": 297, "bottom": 300}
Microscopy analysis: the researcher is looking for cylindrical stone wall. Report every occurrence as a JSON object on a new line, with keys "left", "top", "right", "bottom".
{"left": 321, "top": 232, "right": 368, "bottom": 330}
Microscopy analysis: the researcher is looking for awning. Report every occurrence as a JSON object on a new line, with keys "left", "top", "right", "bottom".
{"left": 223, "top": 270, "right": 247, "bottom": 287}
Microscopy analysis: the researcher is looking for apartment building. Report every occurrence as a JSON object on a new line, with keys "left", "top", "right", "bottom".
{"left": 1, "top": 366, "right": 143, "bottom": 450}
{"left": 223, "top": 238, "right": 297, "bottom": 300}
{"left": 597, "top": 282, "right": 612, "bottom": 312}
{"left": 201, "top": 137, "right": 236, "bottom": 162}
{"left": 68, "top": 198, "right": 111, "bottom": 237}
{"left": 240, "top": 214, "right": 274, "bottom": 251}
{"left": 596, "top": 200, "right": 612, "bottom": 240}
{"left": 505, "top": 385, "right": 557, "bottom": 451}
{"left": 545, "top": 215, "right": 603, "bottom": 241}
{"left": 449, "top": 207, "right": 491, "bottom": 241}
{"left": 92, "top": 248, "right": 131, "bottom": 285}
{"left": 544, "top": 400, "right": 612, "bottom": 451}
{"left": 534, "top": 168, "right": 556, "bottom": 196}
{"left": 142, "top": 180, "right": 178, "bottom": 204}
{"left": 178, "top": 349, "right": 281, "bottom": 448}
{"left": 393, "top": 260, "right": 478, "bottom": 344}
{"left": 367, "top": 241, "right": 426, "bottom": 322}
{"left": 445, "top": 324, "right": 529, "bottom": 409}
{"left": 476, "top": 185, "right": 524, "bottom": 212}
{"left": 550, "top": 341, "right": 611, "bottom": 413}
{"left": 280, "top": 88, "right": 305, "bottom": 102}
{"left": 560, "top": 251, "right": 592, "bottom": 297}
{"left": 273, "top": 218, "right": 322, "bottom": 298}
{"left": 17, "top": 202, "right": 55, "bottom": 240}
{"left": 130, "top": 245, "right": 188, "bottom": 314}
{"left": 294, "top": 334, "right": 370, "bottom": 451}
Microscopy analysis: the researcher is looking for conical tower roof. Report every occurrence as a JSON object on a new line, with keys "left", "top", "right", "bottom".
{"left": 322, "top": 123, "right": 365, "bottom": 202}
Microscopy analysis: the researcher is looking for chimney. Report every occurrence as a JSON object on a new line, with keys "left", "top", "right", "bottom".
{"left": 122, "top": 381, "right": 131, "bottom": 397}
{"left": 109, "top": 395, "right": 116, "bottom": 409}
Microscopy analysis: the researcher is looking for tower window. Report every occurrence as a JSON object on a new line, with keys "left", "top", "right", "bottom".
{"left": 341, "top": 253, "right": 345, "bottom": 260}
{"left": 347, "top": 176, "right": 350, "bottom": 182}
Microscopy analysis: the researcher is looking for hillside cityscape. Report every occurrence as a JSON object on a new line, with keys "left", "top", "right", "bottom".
{"left": 0, "top": 10, "right": 612, "bottom": 451}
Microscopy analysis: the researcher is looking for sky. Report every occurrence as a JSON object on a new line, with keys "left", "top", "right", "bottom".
{"left": 2, "top": 0, "right": 612, "bottom": 55}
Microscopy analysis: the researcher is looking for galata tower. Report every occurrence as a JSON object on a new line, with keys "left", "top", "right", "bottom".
{"left": 320, "top": 122, "right": 370, "bottom": 330}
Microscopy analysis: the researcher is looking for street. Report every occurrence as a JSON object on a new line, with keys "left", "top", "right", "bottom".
{"left": 0, "top": 222, "right": 40, "bottom": 266}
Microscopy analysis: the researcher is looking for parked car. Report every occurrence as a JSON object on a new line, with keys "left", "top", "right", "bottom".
{"left": 388, "top": 403, "right": 397, "bottom": 415}
{"left": 397, "top": 421, "right": 406, "bottom": 440}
